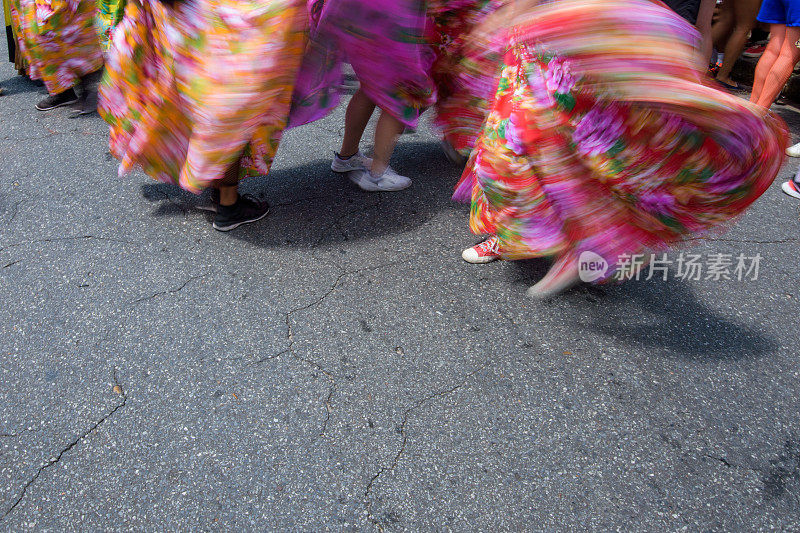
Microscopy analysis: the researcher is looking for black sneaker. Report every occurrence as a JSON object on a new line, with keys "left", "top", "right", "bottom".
{"left": 212, "top": 194, "right": 270, "bottom": 232}
{"left": 35, "top": 88, "right": 78, "bottom": 111}
{"left": 197, "top": 188, "right": 220, "bottom": 212}
{"left": 69, "top": 88, "right": 98, "bottom": 117}
{"left": 69, "top": 69, "right": 102, "bottom": 117}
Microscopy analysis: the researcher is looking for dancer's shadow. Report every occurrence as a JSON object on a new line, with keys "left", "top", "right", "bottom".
{"left": 0, "top": 73, "right": 44, "bottom": 96}
{"left": 499, "top": 247, "right": 775, "bottom": 361}
{"left": 140, "top": 140, "right": 465, "bottom": 248}
{"left": 554, "top": 275, "right": 776, "bottom": 360}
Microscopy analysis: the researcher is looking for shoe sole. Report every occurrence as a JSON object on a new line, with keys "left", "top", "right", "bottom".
{"left": 35, "top": 98, "right": 79, "bottom": 111}
{"left": 461, "top": 251, "right": 500, "bottom": 264}
{"left": 332, "top": 166, "right": 368, "bottom": 173}
{"left": 781, "top": 181, "right": 800, "bottom": 200}
{"left": 196, "top": 203, "right": 219, "bottom": 213}
{"left": 786, "top": 149, "right": 800, "bottom": 158}
{"left": 69, "top": 108, "right": 97, "bottom": 117}
{"left": 212, "top": 207, "right": 270, "bottom": 232}
{"left": 347, "top": 171, "right": 411, "bottom": 192}
{"left": 331, "top": 161, "right": 371, "bottom": 173}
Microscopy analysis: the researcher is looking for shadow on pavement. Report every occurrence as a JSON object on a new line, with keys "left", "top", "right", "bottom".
{"left": 565, "top": 276, "right": 776, "bottom": 360}
{"left": 1, "top": 74, "right": 44, "bottom": 96}
{"left": 139, "top": 140, "right": 464, "bottom": 247}
{"left": 138, "top": 134, "right": 774, "bottom": 361}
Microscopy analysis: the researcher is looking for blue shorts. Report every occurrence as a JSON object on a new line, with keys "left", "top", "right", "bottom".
{"left": 758, "top": 0, "right": 800, "bottom": 27}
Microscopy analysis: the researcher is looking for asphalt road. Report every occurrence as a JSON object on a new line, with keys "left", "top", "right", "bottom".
{"left": 2, "top": 38, "right": 800, "bottom": 530}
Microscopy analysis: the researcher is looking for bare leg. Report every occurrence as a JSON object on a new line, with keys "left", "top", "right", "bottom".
{"left": 339, "top": 89, "right": 376, "bottom": 157}
{"left": 696, "top": 0, "right": 716, "bottom": 67}
{"left": 712, "top": 1, "right": 734, "bottom": 53}
{"left": 751, "top": 24, "right": 787, "bottom": 103}
{"left": 716, "top": 0, "right": 760, "bottom": 85}
{"left": 755, "top": 27, "right": 800, "bottom": 108}
{"left": 216, "top": 156, "right": 242, "bottom": 206}
{"left": 370, "top": 110, "right": 404, "bottom": 177}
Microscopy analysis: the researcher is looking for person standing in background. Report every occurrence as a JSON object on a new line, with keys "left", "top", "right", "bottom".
{"left": 663, "top": 0, "right": 717, "bottom": 67}
{"left": 712, "top": 0, "right": 763, "bottom": 90}
{"left": 749, "top": 0, "right": 800, "bottom": 198}
{"left": 8, "top": 0, "right": 104, "bottom": 110}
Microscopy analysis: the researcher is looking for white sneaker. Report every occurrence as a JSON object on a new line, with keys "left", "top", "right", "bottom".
{"left": 348, "top": 167, "right": 411, "bottom": 192}
{"left": 331, "top": 151, "right": 373, "bottom": 173}
{"left": 786, "top": 142, "right": 800, "bottom": 158}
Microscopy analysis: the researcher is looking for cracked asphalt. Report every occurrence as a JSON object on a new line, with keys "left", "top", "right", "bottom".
{"left": 2, "top": 37, "right": 800, "bottom": 530}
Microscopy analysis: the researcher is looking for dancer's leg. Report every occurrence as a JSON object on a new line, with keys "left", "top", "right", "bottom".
{"left": 712, "top": 1, "right": 735, "bottom": 52}
{"left": 527, "top": 253, "right": 580, "bottom": 299}
{"left": 339, "top": 89, "right": 376, "bottom": 157}
{"left": 216, "top": 158, "right": 241, "bottom": 206}
{"left": 696, "top": 0, "right": 716, "bottom": 66}
{"left": 716, "top": 0, "right": 761, "bottom": 86}
{"left": 755, "top": 26, "right": 800, "bottom": 107}
{"left": 371, "top": 110, "right": 404, "bottom": 177}
{"left": 750, "top": 24, "right": 786, "bottom": 104}
{"left": 212, "top": 154, "right": 271, "bottom": 232}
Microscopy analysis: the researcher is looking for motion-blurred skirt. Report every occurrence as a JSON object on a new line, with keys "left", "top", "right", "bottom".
{"left": 8, "top": 0, "right": 103, "bottom": 93}
{"left": 428, "top": 0, "right": 506, "bottom": 155}
{"left": 291, "top": 0, "right": 435, "bottom": 129}
{"left": 99, "top": 0, "right": 307, "bottom": 193}
{"left": 458, "top": 0, "right": 786, "bottom": 277}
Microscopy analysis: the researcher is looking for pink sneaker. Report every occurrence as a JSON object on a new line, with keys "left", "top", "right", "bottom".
{"left": 462, "top": 236, "right": 500, "bottom": 264}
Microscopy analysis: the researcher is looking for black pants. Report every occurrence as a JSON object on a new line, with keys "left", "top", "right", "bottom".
{"left": 662, "top": 0, "right": 702, "bottom": 25}
{"left": 5, "top": 25, "right": 15, "bottom": 64}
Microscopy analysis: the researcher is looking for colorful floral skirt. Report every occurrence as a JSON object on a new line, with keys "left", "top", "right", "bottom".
{"left": 9, "top": 0, "right": 103, "bottom": 94}
{"left": 458, "top": 0, "right": 787, "bottom": 277}
{"left": 99, "top": 0, "right": 307, "bottom": 193}
{"left": 290, "top": 0, "right": 435, "bottom": 129}
{"left": 428, "top": 0, "right": 506, "bottom": 156}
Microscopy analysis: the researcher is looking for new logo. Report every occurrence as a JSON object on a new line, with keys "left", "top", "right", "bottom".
{"left": 578, "top": 251, "right": 608, "bottom": 282}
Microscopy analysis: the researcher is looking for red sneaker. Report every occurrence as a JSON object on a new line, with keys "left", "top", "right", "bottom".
{"left": 462, "top": 236, "right": 500, "bottom": 264}
{"left": 781, "top": 178, "right": 800, "bottom": 200}
{"left": 743, "top": 44, "right": 767, "bottom": 58}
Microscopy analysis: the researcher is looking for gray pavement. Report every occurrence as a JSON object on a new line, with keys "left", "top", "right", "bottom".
{"left": 2, "top": 37, "right": 800, "bottom": 530}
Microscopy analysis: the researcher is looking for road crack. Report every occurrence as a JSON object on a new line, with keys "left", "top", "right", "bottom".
{"left": 312, "top": 193, "right": 383, "bottom": 248}
{"left": 280, "top": 272, "right": 350, "bottom": 436}
{"left": 129, "top": 274, "right": 207, "bottom": 304}
{"left": 2, "top": 370, "right": 127, "bottom": 520}
{"left": 5, "top": 199, "right": 25, "bottom": 225}
{"left": 363, "top": 359, "right": 492, "bottom": 531}
{"left": 254, "top": 254, "right": 432, "bottom": 437}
